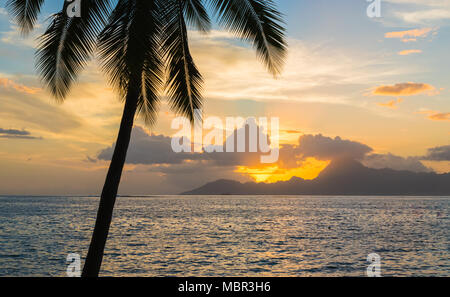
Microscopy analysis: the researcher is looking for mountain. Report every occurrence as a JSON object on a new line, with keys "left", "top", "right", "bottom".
{"left": 182, "top": 158, "right": 450, "bottom": 195}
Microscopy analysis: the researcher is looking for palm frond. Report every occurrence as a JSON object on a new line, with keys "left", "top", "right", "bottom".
{"left": 6, "top": 0, "right": 44, "bottom": 35}
{"left": 208, "top": 0, "right": 287, "bottom": 76}
{"left": 183, "top": 0, "right": 211, "bottom": 32}
{"left": 36, "top": 0, "right": 111, "bottom": 100}
{"left": 97, "top": 0, "right": 133, "bottom": 96}
{"left": 161, "top": 0, "right": 203, "bottom": 123}
{"left": 98, "top": 0, "right": 162, "bottom": 124}
{"left": 138, "top": 51, "right": 163, "bottom": 126}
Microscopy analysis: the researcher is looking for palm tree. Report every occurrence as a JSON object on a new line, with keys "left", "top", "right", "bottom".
{"left": 6, "top": 0, "right": 287, "bottom": 277}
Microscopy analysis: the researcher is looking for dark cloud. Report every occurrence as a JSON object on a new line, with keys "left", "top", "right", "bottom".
{"left": 203, "top": 118, "right": 275, "bottom": 166}
{"left": 85, "top": 156, "right": 98, "bottom": 163}
{"left": 98, "top": 123, "right": 273, "bottom": 167}
{"left": 0, "top": 128, "right": 30, "bottom": 136}
{"left": 290, "top": 134, "right": 435, "bottom": 173}
{"left": 295, "top": 134, "right": 372, "bottom": 161}
{"left": 422, "top": 145, "right": 450, "bottom": 161}
{"left": 277, "top": 144, "right": 301, "bottom": 168}
{"left": 0, "top": 128, "right": 41, "bottom": 139}
{"left": 97, "top": 126, "right": 443, "bottom": 177}
{"left": 363, "top": 153, "right": 432, "bottom": 173}
{"left": 98, "top": 126, "right": 201, "bottom": 165}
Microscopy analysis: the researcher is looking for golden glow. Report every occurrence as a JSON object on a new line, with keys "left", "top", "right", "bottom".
{"left": 398, "top": 49, "right": 422, "bottom": 56}
{"left": 377, "top": 98, "right": 403, "bottom": 109}
{"left": 416, "top": 110, "right": 450, "bottom": 122}
{"left": 373, "top": 82, "right": 437, "bottom": 96}
{"left": 235, "top": 157, "right": 330, "bottom": 183}
{"left": 0, "top": 77, "right": 40, "bottom": 94}
{"left": 385, "top": 28, "right": 432, "bottom": 39}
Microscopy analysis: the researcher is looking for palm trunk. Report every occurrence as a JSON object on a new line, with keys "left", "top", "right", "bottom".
{"left": 82, "top": 88, "right": 138, "bottom": 277}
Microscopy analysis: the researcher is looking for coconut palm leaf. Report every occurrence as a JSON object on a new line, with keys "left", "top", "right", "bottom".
{"left": 6, "top": 0, "right": 45, "bottom": 35}
{"left": 184, "top": 0, "right": 211, "bottom": 32}
{"left": 161, "top": 0, "right": 204, "bottom": 123}
{"left": 98, "top": 0, "right": 162, "bottom": 124}
{"left": 35, "top": 0, "right": 111, "bottom": 100}
{"left": 208, "top": 0, "right": 287, "bottom": 75}
{"left": 5, "top": 0, "right": 287, "bottom": 277}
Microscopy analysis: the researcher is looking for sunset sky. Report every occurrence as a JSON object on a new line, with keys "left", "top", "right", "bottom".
{"left": 0, "top": 0, "right": 449, "bottom": 195}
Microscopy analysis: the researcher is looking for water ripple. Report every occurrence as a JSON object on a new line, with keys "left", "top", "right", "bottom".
{"left": 0, "top": 195, "right": 448, "bottom": 276}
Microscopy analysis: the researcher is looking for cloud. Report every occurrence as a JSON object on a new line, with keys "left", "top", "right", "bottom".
{"left": 294, "top": 134, "right": 373, "bottom": 161}
{"left": 0, "top": 128, "right": 41, "bottom": 139}
{"left": 273, "top": 134, "right": 440, "bottom": 174}
{"left": 363, "top": 153, "right": 432, "bottom": 172}
{"left": 372, "top": 82, "right": 437, "bottom": 96}
{"left": 398, "top": 49, "right": 422, "bottom": 55}
{"left": 385, "top": 28, "right": 433, "bottom": 40}
{"left": 98, "top": 126, "right": 199, "bottom": 165}
{"left": 282, "top": 129, "right": 303, "bottom": 135}
{"left": 0, "top": 128, "right": 30, "bottom": 136}
{"left": 99, "top": 126, "right": 445, "bottom": 170}
{"left": 416, "top": 110, "right": 450, "bottom": 122}
{"left": 396, "top": 10, "right": 450, "bottom": 24}
{"left": 93, "top": 123, "right": 450, "bottom": 187}
{"left": 428, "top": 112, "right": 450, "bottom": 122}
{"left": 98, "top": 122, "right": 274, "bottom": 167}
{"left": 0, "top": 77, "right": 40, "bottom": 94}
{"left": 0, "top": 24, "right": 42, "bottom": 48}
{"left": 99, "top": 126, "right": 390, "bottom": 173}
{"left": 377, "top": 98, "right": 403, "bottom": 109}
{"left": 97, "top": 127, "right": 378, "bottom": 184}
{"left": 186, "top": 34, "right": 406, "bottom": 105}
{"left": 401, "top": 38, "right": 417, "bottom": 43}
{"left": 422, "top": 145, "right": 450, "bottom": 161}
{"left": 85, "top": 156, "right": 98, "bottom": 163}
{"left": 383, "top": 1, "right": 450, "bottom": 26}
{"left": 0, "top": 83, "right": 82, "bottom": 133}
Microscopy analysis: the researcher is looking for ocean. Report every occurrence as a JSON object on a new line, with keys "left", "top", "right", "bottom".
{"left": 0, "top": 196, "right": 448, "bottom": 277}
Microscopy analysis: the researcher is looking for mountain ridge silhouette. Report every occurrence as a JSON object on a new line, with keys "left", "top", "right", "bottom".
{"left": 182, "top": 158, "right": 450, "bottom": 195}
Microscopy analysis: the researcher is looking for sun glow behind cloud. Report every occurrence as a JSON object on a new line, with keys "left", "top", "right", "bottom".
{"left": 235, "top": 158, "right": 330, "bottom": 183}
{"left": 0, "top": 0, "right": 449, "bottom": 195}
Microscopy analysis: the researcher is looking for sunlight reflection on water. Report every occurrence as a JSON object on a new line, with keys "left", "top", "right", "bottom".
{"left": 0, "top": 196, "right": 448, "bottom": 276}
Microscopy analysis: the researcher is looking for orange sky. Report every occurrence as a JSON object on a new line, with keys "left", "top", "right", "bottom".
{"left": 0, "top": 1, "right": 449, "bottom": 195}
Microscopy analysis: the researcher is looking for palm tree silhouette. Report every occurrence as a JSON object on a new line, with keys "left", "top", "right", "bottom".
{"left": 6, "top": 0, "right": 287, "bottom": 277}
